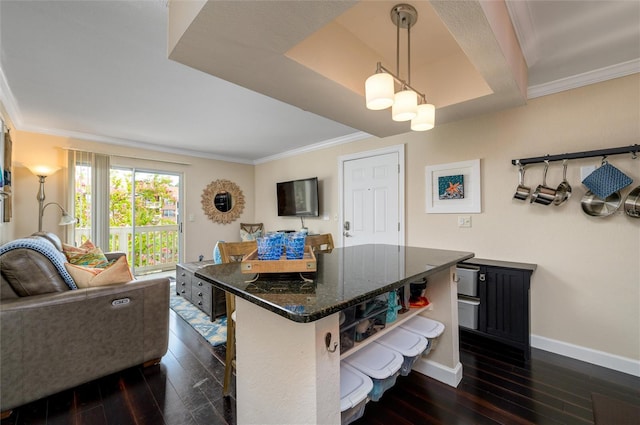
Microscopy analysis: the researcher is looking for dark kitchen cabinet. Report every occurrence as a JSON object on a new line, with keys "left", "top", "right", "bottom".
{"left": 460, "top": 259, "right": 536, "bottom": 360}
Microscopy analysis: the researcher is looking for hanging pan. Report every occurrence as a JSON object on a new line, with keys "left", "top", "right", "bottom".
{"left": 624, "top": 186, "right": 640, "bottom": 218}
{"left": 581, "top": 191, "right": 622, "bottom": 217}
{"left": 553, "top": 159, "right": 572, "bottom": 206}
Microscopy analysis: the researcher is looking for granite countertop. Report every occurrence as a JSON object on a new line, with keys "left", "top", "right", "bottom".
{"left": 194, "top": 244, "right": 473, "bottom": 323}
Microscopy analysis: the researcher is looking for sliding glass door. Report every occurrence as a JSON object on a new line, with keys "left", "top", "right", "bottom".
{"left": 70, "top": 150, "right": 182, "bottom": 276}
{"left": 110, "top": 168, "right": 181, "bottom": 275}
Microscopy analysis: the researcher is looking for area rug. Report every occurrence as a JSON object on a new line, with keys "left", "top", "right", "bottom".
{"left": 169, "top": 282, "right": 227, "bottom": 347}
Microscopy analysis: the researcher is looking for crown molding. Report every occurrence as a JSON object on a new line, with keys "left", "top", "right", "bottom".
{"left": 253, "top": 131, "right": 370, "bottom": 165}
{"left": 0, "top": 65, "right": 23, "bottom": 128}
{"left": 528, "top": 59, "right": 640, "bottom": 99}
{"left": 505, "top": 0, "right": 538, "bottom": 67}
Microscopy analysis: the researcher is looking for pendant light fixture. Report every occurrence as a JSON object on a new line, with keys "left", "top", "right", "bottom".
{"left": 364, "top": 3, "right": 435, "bottom": 131}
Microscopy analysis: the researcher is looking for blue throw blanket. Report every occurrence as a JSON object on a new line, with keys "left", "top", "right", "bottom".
{"left": 0, "top": 237, "right": 78, "bottom": 290}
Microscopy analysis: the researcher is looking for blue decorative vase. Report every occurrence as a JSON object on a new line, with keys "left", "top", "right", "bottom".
{"left": 213, "top": 240, "right": 224, "bottom": 264}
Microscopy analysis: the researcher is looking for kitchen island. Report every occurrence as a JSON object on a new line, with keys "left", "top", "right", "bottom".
{"left": 196, "top": 244, "right": 473, "bottom": 425}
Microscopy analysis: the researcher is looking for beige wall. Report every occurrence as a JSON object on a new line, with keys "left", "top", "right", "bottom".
{"left": 5, "top": 130, "right": 254, "bottom": 263}
{"left": 255, "top": 74, "right": 640, "bottom": 362}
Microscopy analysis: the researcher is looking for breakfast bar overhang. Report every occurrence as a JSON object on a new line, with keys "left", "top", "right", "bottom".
{"left": 196, "top": 244, "right": 473, "bottom": 425}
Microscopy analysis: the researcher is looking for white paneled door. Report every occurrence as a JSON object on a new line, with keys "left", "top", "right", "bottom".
{"left": 341, "top": 147, "right": 403, "bottom": 247}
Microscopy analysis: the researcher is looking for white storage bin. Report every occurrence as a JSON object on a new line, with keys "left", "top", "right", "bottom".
{"left": 343, "top": 343, "right": 403, "bottom": 402}
{"left": 340, "top": 363, "right": 373, "bottom": 425}
{"left": 374, "top": 327, "right": 428, "bottom": 376}
{"left": 458, "top": 298, "right": 480, "bottom": 329}
{"left": 456, "top": 265, "right": 479, "bottom": 297}
{"left": 399, "top": 316, "right": 445, "bottom": 355}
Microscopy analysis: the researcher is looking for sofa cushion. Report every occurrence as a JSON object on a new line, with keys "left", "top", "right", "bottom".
{"left": 0, "top": 250, "right": 70, "bottom": 295}
{"left": 0, "top": 237, "right": 77, "bottom": 294}
{"left": 64, "top": 256, "right": 134, "bottom": 288}
{"left": 62, "top": 240, "right": 110, "bottom": 268}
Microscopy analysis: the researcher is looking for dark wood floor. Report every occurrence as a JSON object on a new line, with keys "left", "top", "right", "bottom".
{"left": 3, "top": 313, "right": 639, "bottom": 425}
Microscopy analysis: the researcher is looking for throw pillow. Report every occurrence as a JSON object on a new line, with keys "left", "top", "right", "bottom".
{"left": 62, "top": 239, "right": 110, "bottom": 268}
{"left": 240, "top": 228, "right": 262, "bottom": 241}
{"left": 64, "top": 255, "right": 134, "bottom": 288}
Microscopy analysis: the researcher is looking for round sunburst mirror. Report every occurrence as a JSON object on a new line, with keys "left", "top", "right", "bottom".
{"left": 201, "top": 179, "right": 245, "bottom": 224}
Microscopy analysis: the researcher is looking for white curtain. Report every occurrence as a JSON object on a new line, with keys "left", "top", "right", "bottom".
{"left": 67, "top": 150, "right": 110, "bottom": 248}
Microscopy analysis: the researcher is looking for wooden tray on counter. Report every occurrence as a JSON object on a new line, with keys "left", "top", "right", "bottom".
{"left": 241, "top": 246, "right": 317, "bottom": 274}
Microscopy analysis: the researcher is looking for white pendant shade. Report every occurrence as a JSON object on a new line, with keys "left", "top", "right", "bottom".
{"left": 365, "top": 73, "right": 394, "bottom": 110}
{"left": 364, "top": 5, "right": 434, "bottom": 131}
{"left": 392, "top": 90, "right": 417, "bottom": 121}
{"left": 411, "top": 103, "right": 435, "bottom": 131}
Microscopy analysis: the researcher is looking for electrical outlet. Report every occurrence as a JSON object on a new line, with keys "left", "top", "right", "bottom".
{"left": 457, "top": 216, "right": 471, "bottom": 228}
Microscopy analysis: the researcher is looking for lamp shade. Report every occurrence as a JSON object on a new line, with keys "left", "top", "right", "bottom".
{"left": 411, "top": 103, "right": 435, "bottom": 131}
{"left": 26, "top": 164, "right": 61, "bottom": 177}
{"left": 58, "top": 211, "right": 76, "bottom": 226}
{"left": 365, "top": 73, "right": 394, "bottom": 110}
{"left": 392, "top": 90, "right": 418, "bottom": 121}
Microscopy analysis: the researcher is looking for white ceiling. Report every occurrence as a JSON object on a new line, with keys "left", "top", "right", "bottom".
{"left": 0, "top": 1, "right": 638, "bottom": 164}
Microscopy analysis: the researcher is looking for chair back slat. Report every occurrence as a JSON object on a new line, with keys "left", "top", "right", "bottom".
{"left": 218, "top": 241, "right": 257, "bottom": 263}
{"left": 305, "top": 233, "right": 334, "bottom": 253}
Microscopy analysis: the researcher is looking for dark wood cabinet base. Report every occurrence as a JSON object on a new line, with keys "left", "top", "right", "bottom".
{"left": 176, "top": 262, "right": 226, "bottom": 320}
{"left": 461, "top": 259, "right": 536, "bottom": 361}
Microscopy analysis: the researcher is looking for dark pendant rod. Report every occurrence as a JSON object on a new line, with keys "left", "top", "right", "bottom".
{"left": 511, "top": 144, "right": 640, "bottom": 166}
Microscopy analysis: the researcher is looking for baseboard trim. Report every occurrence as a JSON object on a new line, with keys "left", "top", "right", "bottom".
{"left": 531, "top": 334, "right": 640, "bottom": 377}
{"left": 412, "top": 358, "right": 463, "bottom": 388}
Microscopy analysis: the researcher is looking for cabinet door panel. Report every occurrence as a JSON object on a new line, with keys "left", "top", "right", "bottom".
{"left": 484, "top": 268, "right": 528, "bottom": 343}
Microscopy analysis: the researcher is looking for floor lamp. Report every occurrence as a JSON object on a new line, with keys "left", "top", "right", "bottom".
{"left": 26, "top": 165, "right": 76, "bottom": 232}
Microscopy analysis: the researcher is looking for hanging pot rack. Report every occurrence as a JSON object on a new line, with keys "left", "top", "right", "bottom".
{"left": 512, "top": 144, "right": 639, "bottom": 166}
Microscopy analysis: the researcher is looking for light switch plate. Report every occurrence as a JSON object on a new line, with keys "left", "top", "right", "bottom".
{"left": 458, "top": 216, "right": 471, "bottom": 228}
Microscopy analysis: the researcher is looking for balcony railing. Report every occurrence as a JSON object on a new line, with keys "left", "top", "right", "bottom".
{"left": 74, "top": 225, "right": 179, "bottom": 275}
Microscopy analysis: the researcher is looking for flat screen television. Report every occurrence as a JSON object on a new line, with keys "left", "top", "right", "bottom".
{"left": 277, "top": 177, "right": 319, "bottom": 217}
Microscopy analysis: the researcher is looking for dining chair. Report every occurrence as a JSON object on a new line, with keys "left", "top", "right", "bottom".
{"left": 239, "top": 223, "right": 264, "bottom": 241}
{"left": 217, "top": 240, "right": 257, "bottom": 397}
{"left": 304, "top": 233, "right": 334, "bottom": 253}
